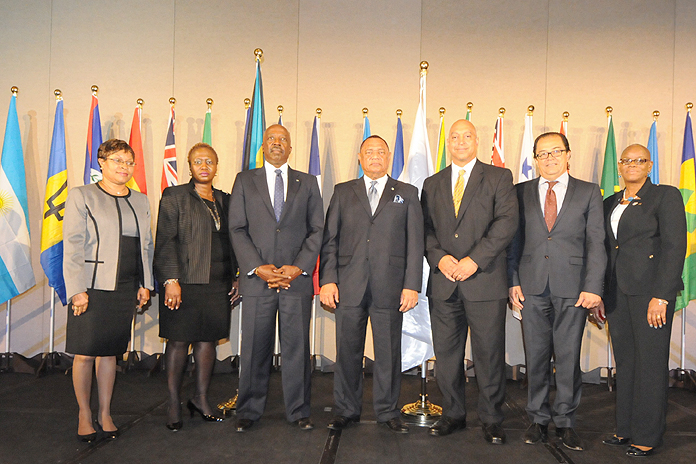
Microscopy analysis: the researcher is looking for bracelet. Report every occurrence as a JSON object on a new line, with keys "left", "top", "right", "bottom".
{"left": 163, "top": 279, "right": 178, "bottom": 286}
{"left": 657, "top": 299, "right": 668, "bottom": 306}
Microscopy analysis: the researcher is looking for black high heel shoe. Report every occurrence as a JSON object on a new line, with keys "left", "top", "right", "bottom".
{"left": 77, "top": 432, "right": 97, "bottom": 443}
{"left": 166, "top": 421, "right": 183, "bottom": 431}
{"left": 95, "top": 419, "right": 120, "bottom": 440}
{"left": 187, "top": 400, "right": 224, "bottom": 422}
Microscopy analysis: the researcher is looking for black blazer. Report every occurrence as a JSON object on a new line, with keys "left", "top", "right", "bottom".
{"left": 229, "top": 166, "right": 324, "bottom": 297}
{"left": 422, "top": 160, "right": 518, "bottom": 301}
{"left": 154, "top": 180, "right": 235, "bottom": 284}
{"left": 319, "top": 176, "right": 424, "bottom": 308}
{"left": 603, "top": 178, "right": 686, "bottom": 302}
{"left": 507, "top": 176, "right": 606, "bottom": 298}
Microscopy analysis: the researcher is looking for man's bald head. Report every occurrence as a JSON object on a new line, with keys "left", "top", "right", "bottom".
{"left": 448, "top": 119, "right": 479, "bottom": 166}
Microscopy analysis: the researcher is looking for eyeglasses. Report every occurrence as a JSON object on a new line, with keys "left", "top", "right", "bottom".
{"left": 618, "top": 158, "right": 650, "bottom": 166}
{"left": 192, "top": 158, "right": 215, "bottom": 166}
{"left": 534, "top": 149, "right": 566, "bottom": 160}
{"left": 106, "top": 157, "right": 136, "bottom": 167}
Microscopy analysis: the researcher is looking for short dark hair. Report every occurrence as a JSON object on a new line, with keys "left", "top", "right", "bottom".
{"left": 188, "top": 142, "right": 219, "bottom": 163}
{"left": 533, "top": 132, "right": 570, "bottom": 156}
{"left": 97, "top": 139, "right": 135, "bottom": 160}
{"left": 360, "top": 135, "right": 390, "bottom": 151}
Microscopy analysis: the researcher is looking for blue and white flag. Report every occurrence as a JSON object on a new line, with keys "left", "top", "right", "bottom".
{"left": 518, "top": 112, "right": 535, "bottom": 182}
{"left": 0, "top": 93, "right": 36, "bottom": 303}
{"left": 647, "top": 119, "right": 659, "bottom": 185}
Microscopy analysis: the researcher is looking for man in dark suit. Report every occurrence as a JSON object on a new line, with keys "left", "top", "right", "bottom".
{"left": 319, "top": 135, "right": 423, "bottom": 433}
{"left": 421, "top": 119, "right": 518, "bottom": 444}
{"left": 508, "top": 132, "right": 606, "bottom": 450}
{"left": 229, "top": 124, "right": 324, "bottom": 432}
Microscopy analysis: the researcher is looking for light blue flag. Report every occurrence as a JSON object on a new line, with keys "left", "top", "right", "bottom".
{"left": 0, "top": 94, "right": 36, "bottom": 303}
{"left": 40, "top": 98, "right": 68, "bottom": 305}
{"left": 647, "top": 120, "right": 659, "bottom": 184}
{"left": 391, "top": 115, "right": 404, "bottom": 179}
{"left": 358, "top": 115, "right": 370, "bottom": 178}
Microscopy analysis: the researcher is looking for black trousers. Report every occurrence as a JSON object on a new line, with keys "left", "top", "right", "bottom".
{"left": 429, "top": 287, "right": 507, "bottom": 425}
{"left": 236, "top": 292, "right": 312, "bottom": 422}
{"left": 333, "top": 283, "right": 403, "bottom": 422}
{"left": 606, "top": 289, "right": 674, "bottom": 448}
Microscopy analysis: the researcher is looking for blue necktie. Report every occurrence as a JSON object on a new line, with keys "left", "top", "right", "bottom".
{"left": 274, "top": 169, "right": 284, "bottom": 222}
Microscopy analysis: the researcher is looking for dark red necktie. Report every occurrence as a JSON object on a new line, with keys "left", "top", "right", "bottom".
{"left": 545, "top": 181, "right": 558, "bottom": 231}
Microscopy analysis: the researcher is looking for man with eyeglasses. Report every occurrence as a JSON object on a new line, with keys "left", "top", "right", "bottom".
{"left": 507, "top": 132, "right": 606, "bottom": 451}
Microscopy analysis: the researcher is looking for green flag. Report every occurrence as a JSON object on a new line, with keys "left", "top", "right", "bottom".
{"left": 202, "top": 107, "right": 212, "bottom": 145}
{"left": 600, "top": 115, "right": 620, "bottom": 199}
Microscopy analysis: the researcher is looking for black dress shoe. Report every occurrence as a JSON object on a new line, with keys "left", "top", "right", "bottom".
{"left": 626, "top": 445, "right": 654, "bottom": 457}
{"left": 166, "top": 421, "right": 183, "bottom": 432}
{"left": 523, "top": 423, "right": 548, "bottom": 444}
{"left": 297, "top": 417, "right": 314, "bottom": 430}
{"left": 235, "top": 418, "right": 254, "bottom": 432}
{"left": 77, "top": 432, "right": 97, "bottom": 443}
{"left": 327, "top": 415, "right": 359, "bottom": 430}
{"left": 482, "top": 423, "right": 506, "bottom": 444}
{"left": 556, "top": 427, "right": 584, "bottom": 451}
{"left": 428, "top": 416, "right": 466, "bottom": 436}
{"left": 603, "top": 435, "right": 631, "bottom": 446}
{"left": 187, "top": 400, "right": 224, "bottom": 422}
{"left": 95, "top": 421, "right": 120, "bottom": 440}
{"left": 380, "top": 417, "right": 409, "bottom": 434}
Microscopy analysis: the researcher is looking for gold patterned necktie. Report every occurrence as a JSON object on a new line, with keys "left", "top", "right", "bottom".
{"left": 453, "top": 169, "right": 466, "bottom": 217}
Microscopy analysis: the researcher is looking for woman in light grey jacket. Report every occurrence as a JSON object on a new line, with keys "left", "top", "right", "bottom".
{"left": 63, "top": 139, "right": 153, "bottom": 442}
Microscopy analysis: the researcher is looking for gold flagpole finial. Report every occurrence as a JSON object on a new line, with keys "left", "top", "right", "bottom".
{"left": 91, "top": 85, "right": 99, "bottom": 96}
{"left": 467, "top": 102, "right": 473, "bottom": 111}
{"left": 396, "top": 109, "right": 402, "bottom": 118}
{"left": 54, "top": 89, "right": 62, "bottom": 100}
{"left": 499, "top": 107, "right": 506, "bottom": 117}
{"left": 606, "top": 106, "right": 613, "bottom": 116}
{"left": 563, "top": 111, "right": 570, "bottom": 121}
{"left": 277, "top": 105, "right": 283, "bottom": 116}
{"left": 420, "top": 61, "right": 429, "bottom": 76}
{"left": 362, "top": 107, "right": 369, "bottom": 117}
{"left": 169, "top": 97, "right": 176, "bottom": 106}
{"left": 439, "top": 107, "right": 446, "bottom": 116}
{"left": 254, "top": 48, "right": 263, "bottom": 60}
{"left": 653, "top": 110, "right": 660, "bottom": 121}
{"left": 11, "top": 86, "right": 18, "bottom": 96}
{"left": 206, "top": 98, "right": 213, "bottom": 109}
{"left": 527, "top": 105, "right": 534, "bottom": 116}
{"left": 244, "top": 98, "right": 251, "bottom": 109}
{"left": 316, "top": 108, "right": 322, "bottom": 117}
{"left": 686, "top": 103, "right": 693, "bottom": 113}
{"left": 137, "top": 98, "right": 144, "bottom": 108}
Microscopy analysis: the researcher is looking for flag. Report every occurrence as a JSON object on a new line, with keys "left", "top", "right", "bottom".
{"left": 40, "top": 96, "right": 68, "bottom": 305}
{"left": 676, "top": 111, "right": 696, "bottom": 310}
{"left": 391, "top": 113, "right": 405, "bottom": 178}
{"left": 560, "top": 116, "right": 567, "bottom": 136}
{"left": 202, "top": 105, "right": 212, "bottom": 145}
{"left": 160, "top": 104, "right": 177, "bottom": 192}
{"left": 466, "top": 103, "right": 472, "bottom": 122}
{"left": 600, "top": 114, "right": 619, "bottom": 199}
{"left": 491, "top": 113, "right": 505, "bottom": 167}
{"left": 126, "top": 103, "right": 147, "bottom": 194}
{"left": 242, "top": 58, "right": 266, "bottom": 170}
{"left": 0, "top": 92, "right": 35, "bottom": 303}
{"left": 278, "top": 111, "right": 283, "bottom": 126}
{"left": 241, "top": 100, "right": 251, "bottom": 170}
{"left": 398, "top": 66, "right": 434, "bottom": 372}
{"left": 308, "top": 114, "right": 322, "bottom": 295}
{"left": 647, "top": 119, "right": 659, "bottom": 185}
{"left": 435, "top": 110, "right": 446, "bottom": 173}
{"left": 358, "top": 112, "right": 371, "bottom": 178}
{"left": 83, "top": 92, "right": 102, "bottom": 184}
{"left": 518, "top": 112, "right": 535, "bottom": 182}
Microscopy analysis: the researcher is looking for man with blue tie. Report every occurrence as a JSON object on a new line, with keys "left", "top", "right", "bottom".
{"left": 229, "top": 124, "right": 324, "bottom": 432}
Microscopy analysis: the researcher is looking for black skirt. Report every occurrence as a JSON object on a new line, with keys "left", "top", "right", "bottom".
{"left": 159, "top": 224, "right": 233, "bottom": 342}
{"left": 65, "top": 236, "right": 140, "bottom": 356}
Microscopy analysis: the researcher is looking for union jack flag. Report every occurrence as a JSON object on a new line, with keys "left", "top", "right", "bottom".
{"left": 491, "top": 114, "right": 505, "bottom": 167}
{"left": 161, "top": 105, "right": 177, "bottom": 193}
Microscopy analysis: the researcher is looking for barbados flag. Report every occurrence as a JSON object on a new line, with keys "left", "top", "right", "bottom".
{"left": 647, "top": 119, "right": 659, "bottom": 185}
{"left": 676, "top": 110, "right": 696, "bottom": 310}
{"left": 0, "top": 93, "right": 35, "bottom": 303}
{"left": 242, "top": 57, "right": 266, "bottom": 170}
{"left": 83, "top": 92, "right": 102, "bottom": 184}
{"left": 40, "top": 97, "right": 67, "bottom": 305}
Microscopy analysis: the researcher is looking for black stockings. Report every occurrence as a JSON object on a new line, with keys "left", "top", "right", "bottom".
{"left": 165, "top": 340, "right": 218, "bottom": 423}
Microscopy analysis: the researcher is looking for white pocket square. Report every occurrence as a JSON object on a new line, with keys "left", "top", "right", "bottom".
{"left": 393, "top": 194, "right": 404, "bottom": 204}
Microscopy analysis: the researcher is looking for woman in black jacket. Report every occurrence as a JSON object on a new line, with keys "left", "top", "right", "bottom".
{"left": 154, "top": 143, "right": 238, "bottom": 430}
{"left": 600, "top": 144, "right": 686, "bottom": 457}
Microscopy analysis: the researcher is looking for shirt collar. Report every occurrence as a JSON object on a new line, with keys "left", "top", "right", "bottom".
{"left": 264, "top": 162, "right": 288, "bottom": 177}
{"left": 539, "top": 171, "right": 569, "bottom": 187}
{"left": 453, "top": 157, "right": 477, "bottom": 174}
{"left": 364, "top": 173, "right": 388, "bottom": 188}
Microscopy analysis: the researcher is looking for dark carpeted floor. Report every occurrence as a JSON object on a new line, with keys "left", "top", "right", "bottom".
{"left": 1, "top": 363, "right": 695, "bottom": 464}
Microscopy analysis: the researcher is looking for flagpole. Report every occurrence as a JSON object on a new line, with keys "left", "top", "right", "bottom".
{"left": 310, "top": 107, "right": 322, "bottom": 370}
{"left": 605, "top": 106, "right": 615, "bottom": 390}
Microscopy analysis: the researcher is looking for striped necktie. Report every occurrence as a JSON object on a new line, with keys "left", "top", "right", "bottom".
{"left": 453, "top": 169, "right": 466, "bottom": 217}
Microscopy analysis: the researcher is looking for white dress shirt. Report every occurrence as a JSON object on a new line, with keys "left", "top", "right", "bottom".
{"left": 538, "top": 171, "right": 569, "bottom": 217}
{"left": 451, "top": 157, "right": 477, "bottom": 194}
{"left": 264, "top": 161, "right": 288, "bottom": 208}
{"left": 364, "top": 173, "right": 388, "bottom": 201}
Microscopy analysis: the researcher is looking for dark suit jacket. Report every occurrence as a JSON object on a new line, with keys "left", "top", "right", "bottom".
{"left": 319, "top": 176, "right": 424, "bottom": 308}
{"left": 422, "top": 160, "right": 518, "bottom": 301}
{"left": 154, "top": 180, "right": 236, "bottom": 284}
{"left": 229, "top": 166, "right": 324, "bottom": 297}
{"left": 603, "top": 178, "right": 686, "bottom": 302}
{"left": 507, "top": 176, "right": 606, "bottom": 298}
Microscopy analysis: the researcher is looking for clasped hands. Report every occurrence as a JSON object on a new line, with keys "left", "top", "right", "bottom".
{"left": 438, "top": 255, "right": 478, "bottom": 282}
{"left": 256, "top": 264, "right": 302, "bottom": 291}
